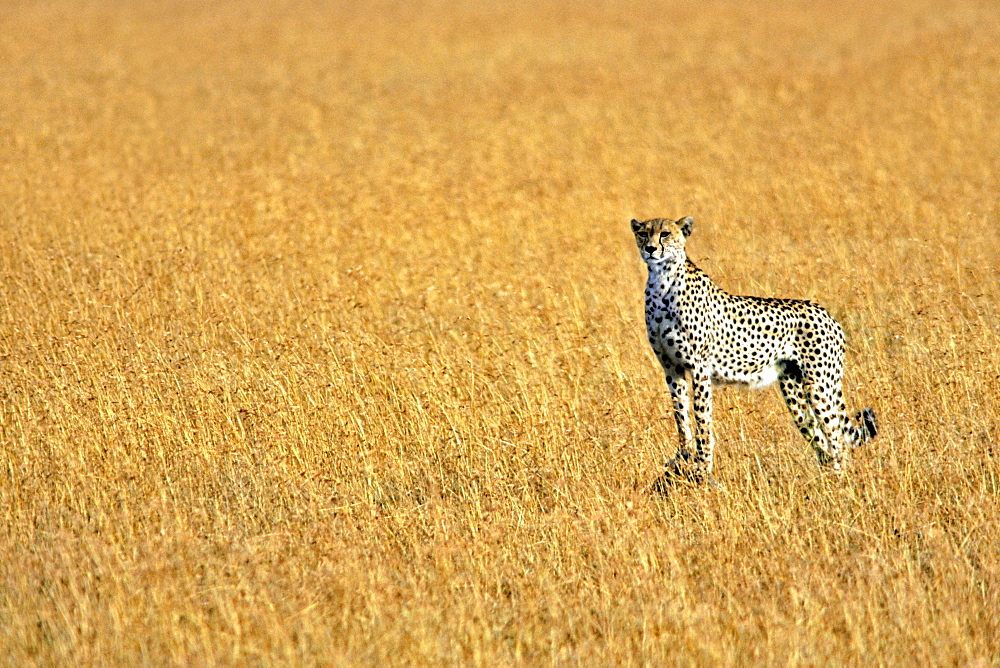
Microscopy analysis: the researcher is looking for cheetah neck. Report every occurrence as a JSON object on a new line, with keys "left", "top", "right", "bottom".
{"left": 645, "top": 258, "right": 688, "bottom": 296}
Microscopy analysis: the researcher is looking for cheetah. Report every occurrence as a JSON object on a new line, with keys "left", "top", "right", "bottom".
{"left": 631, "top": 216, "right": 877, "bottom": 485}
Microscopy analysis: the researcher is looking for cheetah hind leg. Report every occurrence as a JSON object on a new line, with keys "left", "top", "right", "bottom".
{"left": 777, "top": 373, "right": 842, "bottom": 470}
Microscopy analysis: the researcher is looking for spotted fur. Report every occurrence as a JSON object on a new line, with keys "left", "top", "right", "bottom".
{"left": 631, "top": 216, "right": 877, "bottom": 483}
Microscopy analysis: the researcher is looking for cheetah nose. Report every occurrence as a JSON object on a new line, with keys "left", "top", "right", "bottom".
{"left": 644, "top": 245, "right": 656, "bottom": 253}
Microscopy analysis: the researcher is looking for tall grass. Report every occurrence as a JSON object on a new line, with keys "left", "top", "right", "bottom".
{"left": 1, "top": 0, "right": 998, "bottom": 663}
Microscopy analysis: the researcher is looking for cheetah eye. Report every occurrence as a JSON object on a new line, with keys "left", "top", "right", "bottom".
{"left": 659, "top": 232, "right": 668, "bottom": 238}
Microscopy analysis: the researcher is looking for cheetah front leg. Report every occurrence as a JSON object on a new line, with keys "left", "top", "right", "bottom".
{"left": 689, "top": 369, "right": 716, "bottom": 479}
{"left": 657, "top": 366, "right": 715, "bottom": 486}
{"left": 663, "top": 367, "right": 695, "bottom": 476}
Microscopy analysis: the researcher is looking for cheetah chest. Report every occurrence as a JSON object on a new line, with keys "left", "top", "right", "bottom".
{"left": 645, "top": 296, "right": 691, "bottom": 367}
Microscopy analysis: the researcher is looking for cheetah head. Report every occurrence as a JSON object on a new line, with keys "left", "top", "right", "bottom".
{"left": 630, "top": 216, "right": 693, "bottom": 266}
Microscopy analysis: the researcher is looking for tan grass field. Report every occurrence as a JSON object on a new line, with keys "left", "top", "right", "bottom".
{"left": 2, "top": 0, "right": 999, "bottom": 663}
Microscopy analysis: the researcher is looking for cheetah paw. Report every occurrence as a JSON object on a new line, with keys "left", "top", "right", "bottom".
{"left": 652, "top": 457, "right": 718, "bottom": 493}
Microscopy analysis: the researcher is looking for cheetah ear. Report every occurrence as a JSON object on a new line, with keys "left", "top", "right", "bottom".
{"left": 630, "top": 218, "right": 643, "bottom": 232}
{"left": 678, "top": 216, "right": 694, "bottom": 237}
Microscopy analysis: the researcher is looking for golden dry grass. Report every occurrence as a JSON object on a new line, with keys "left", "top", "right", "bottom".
{"left": 1, "top": 0, "right": 999, "bottom": 663}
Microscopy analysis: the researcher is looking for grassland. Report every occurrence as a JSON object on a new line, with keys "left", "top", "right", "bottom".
{"left": 1, "top": 0, "right": 999, "bottom": 664}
